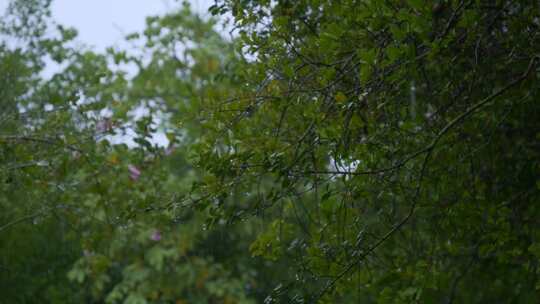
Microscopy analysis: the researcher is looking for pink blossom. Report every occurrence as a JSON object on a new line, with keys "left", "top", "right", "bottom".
{"left": 150, "top": 230, "right": 162, "bottom": 241}
{"left": 128, "top": 164, "right": 141, "bottom": 180}
{"left": 164, "top": 145, "right": 175, "bottom": 156}
{"left": 96, "top": 118, "right": 113, "bottom": 133}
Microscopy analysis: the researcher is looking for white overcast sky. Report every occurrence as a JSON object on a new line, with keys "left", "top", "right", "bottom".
{"left": 1, "top": 0, "right": 215, "bottom": 51}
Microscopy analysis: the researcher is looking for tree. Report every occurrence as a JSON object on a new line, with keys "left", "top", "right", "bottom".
{"left": 64, "top": 4, "right": 266, "bottom": 302}
{"left": 1, "top": 1, "right": 279, "bottom": 303}
{"left": 0, "top": 0, "right": 96, "bottom": 300}
{"left": 192, "top": 0, "right": 540, "bottom": 302}
{"left": 2, "top": 0, "right": 539, "bottom": 303}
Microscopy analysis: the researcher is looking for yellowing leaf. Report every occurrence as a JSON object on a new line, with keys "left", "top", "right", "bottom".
{"left": 335, "top": 91, "right": 347, "bottom": 103}
{"left": 207, "top": 58, "right": 219, "bottom": 72}
{"left": 108, "top": 153, "right": 119, "bottom": 165}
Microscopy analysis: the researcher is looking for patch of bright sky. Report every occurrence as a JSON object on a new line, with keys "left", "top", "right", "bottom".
{"left": 50, "top": 0, "right": 214, "bottom": 51}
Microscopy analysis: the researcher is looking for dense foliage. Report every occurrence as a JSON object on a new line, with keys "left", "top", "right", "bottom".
{"left": 1, "top": 0, "right": 539, "bottom": 303}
